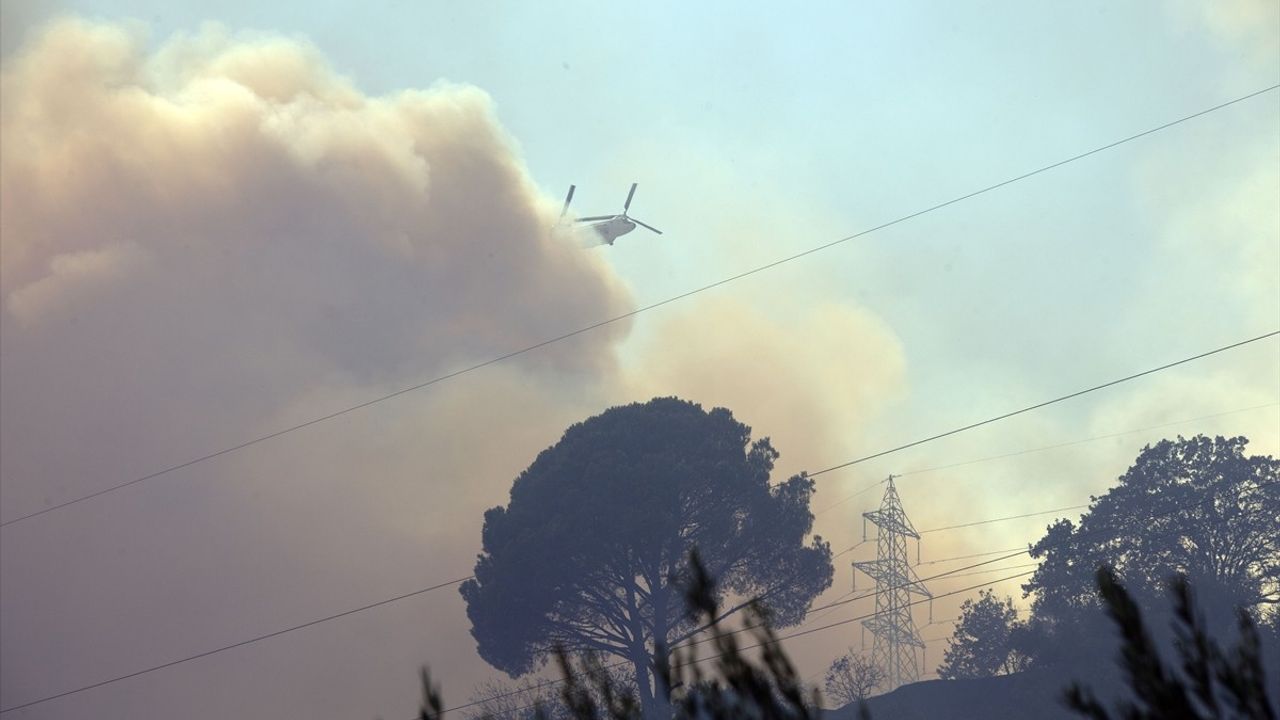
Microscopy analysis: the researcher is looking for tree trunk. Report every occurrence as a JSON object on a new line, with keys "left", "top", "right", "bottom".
{"left": 631, "top": 650, "right": 657, "bottom": 719}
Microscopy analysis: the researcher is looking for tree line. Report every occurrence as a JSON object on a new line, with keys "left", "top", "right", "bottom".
{"left": 938, "top": 434, "right": 1278, "bottom": 687}
{"left": 399, "top": 397, "right": 1278, "bottom": 719}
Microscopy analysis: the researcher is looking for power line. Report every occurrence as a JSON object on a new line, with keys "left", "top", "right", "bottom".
{"left": 793, "top": 439, "right": 1275, "bottom": 643}
{"left": 775, "top": 469, "right": 1275, "bottom": 647}
{"left": 918, "top": 547, "right": 1026, "bottom": 566}
{"left": 7, "top": 407, "right": 1269, "bottom": 712}
{"left": 901, "top": 402, "right": 1280, "bottom": 477}
{"left": 501, "top": 468, "right": 1280, "bottom": 707}
{"left": 453, "top": 474, "right": 1280, "bottom": 712}
{"left": 821, "top": 550, "right": 1031, "bottom": 614}
{"left": 4, "top": 86, "right": 1275, "bottom": 530}
{"left": 9, "top": 418, "right": 1273, "bottom": 715}
{"left": 668, "top": 571, "right": 1037, "bottom": 673}
{"left": 0, "top": 575, "right": 474, "bottom": 715}
{"left": 806, "top": 331, "right": 1279, "bottom": 480}
{"left": 424, "top": 545, "right": 1045, "bottom": 717}
{"left": 814, "top": 477, "right": 887, "bottom": 515}
{"left": 0, "top": 537, "right": 992, "bottom": 715}
{"left": 825, "top": 475, "right": 1280, "bottom": 610}
{"left": 491, "top": 572, "right": 1036, "bottom": 719}
{"left": 654, "top": 548, "right": 991, "bottom": 656}
{"left": 675, "top": 542, "right": 1053, "bottom": 660}
{"left": 927, "top": 562, "right": 1041, "bottom": 580}
{"left": 827, "top": 441, "right": 1273, "bottom": 552}
{"left": 711, "top": 570, "right": 1036, "bottom": 650}
{"left": 833, "top": 539, "right": 866, "bottom": 559}
{"left": 0, "top": 421, "right": 1210, "bottom": 714}
{"left": 919, "top": 505, "right": 1088, "bottom": 534}
{"left": 445, "top": 561, "right": 1039, "bottom": 717}
{"left": 811, "top": 400, "right": 1280, "bottom": 516}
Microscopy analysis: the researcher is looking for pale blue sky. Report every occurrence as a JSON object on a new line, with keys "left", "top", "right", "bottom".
{"left": 44, "top": 1, "right": 1276, "bottom": 367}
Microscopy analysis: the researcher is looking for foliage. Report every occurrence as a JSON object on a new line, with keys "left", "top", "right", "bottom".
{"left": 419, "top": 550, "right": 834, "bottom": 720}
{"left": 654, "top": 549, "right": 821, "bottom": 719}
{"left": 937, "top": 589, "right": 1030, "bottom": 680}
{"left": 408, "top": 562, "right": 1280, "bottom": 720}
{"left": 460, "top": 677, "right": 579, "bottom": 720}
{"left": 1064, "top": 567, "right": 1277, "bottom": 720}
{"left": 1020, "top": 435, "right": 1279, "bottom": 667}
{"left": 823, "top": 650, "right": 884, "bottom": 706}
{"left": 460, "top": 398, "right": 833, "bottom": 717}
{"left": 418, "top": 667, "right": 444, "bottom": 720}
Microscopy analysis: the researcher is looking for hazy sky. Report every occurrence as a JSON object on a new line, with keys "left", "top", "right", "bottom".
{"left": 1, "top": 1, "right": 1277, "bottom": 718}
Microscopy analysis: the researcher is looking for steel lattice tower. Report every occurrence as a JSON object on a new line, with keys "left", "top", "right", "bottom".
{"left": 852, "top": 475, "right": 931, "bottom": 692}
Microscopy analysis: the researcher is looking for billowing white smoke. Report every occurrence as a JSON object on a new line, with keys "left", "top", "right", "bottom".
{"left": 0, "top": 19, "right": 632, "bottom": 513}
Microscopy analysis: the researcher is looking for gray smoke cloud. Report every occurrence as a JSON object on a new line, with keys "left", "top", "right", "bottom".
{"left": 0, "top": 18, "right": 636, "bottom": 718}
{"left": 0, "top": 0, "right": 61, "bottom": 59}
{"left": 0, "top": 18, "right": 633, "bottom": 516}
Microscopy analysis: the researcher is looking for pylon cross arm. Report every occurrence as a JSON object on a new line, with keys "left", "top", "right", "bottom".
{"left": 900, "top": 580, "right": 932, "bottom": 598}
{"left": 863, "top": 510, "right": 920, "bottom": 539}
{"left": 852, "top": 560, "right": 894, "bottom": 584}
{"left": 862, "top": 617, "right": 927, "bottom": 649}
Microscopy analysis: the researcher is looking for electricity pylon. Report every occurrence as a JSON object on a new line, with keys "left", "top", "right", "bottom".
{"left": 853, "top": 475, "right": 931, "bottom": 692}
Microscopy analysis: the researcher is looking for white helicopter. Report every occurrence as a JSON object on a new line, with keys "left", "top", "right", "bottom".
{"left": 560, "top": 183, "right": 662, "bottom": 246}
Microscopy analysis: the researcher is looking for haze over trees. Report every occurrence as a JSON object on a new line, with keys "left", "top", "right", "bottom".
{"left": 410, "top": 553, "right": 1277, "bottom": 720}
{"left": 937, "top": 589, "right": 1030, "bottom": 680}
{"left": 409, "top": 432, "right": 1279, "bottom": 720}
{"left": 1065, "top": 567, "right": 1277, "bottom": 720}
{"left": 1020, "top": 435, "right": 1279, "bottom": 666}
{"left": 939, "top": 434, "right": 1280, "bottom": 681}
{"left": 459, "top": 397, "right": 834, "bottom": 719}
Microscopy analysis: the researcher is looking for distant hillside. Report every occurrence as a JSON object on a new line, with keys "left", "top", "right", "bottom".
{"left": 827, "top": 669, "right": 1104, "bottom": 720}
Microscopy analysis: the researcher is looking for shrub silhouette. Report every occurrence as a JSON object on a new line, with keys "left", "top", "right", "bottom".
{"left": 417, "top": 550, "right": 836, "bottom": 720}
{"left": 410, "top": 560, "right": 1275, "bottom": 720}
{"left": 1065, "top": 567, "right": 1276, "bottom": 720}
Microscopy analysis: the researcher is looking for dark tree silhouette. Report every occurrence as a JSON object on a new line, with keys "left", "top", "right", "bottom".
{"left": 937, "top": 589, "right": 1029, "bottom": 680}
{"left": 415, "top": 550, "right": 832, "bottom": 720}
{"left": 460, "top": 677, "right": 575, "bottom": 719}
{"left": 824, "top": 650, "right": 885, "bottom": 706}
{"left": 1064, "top": 567, "right": 1276, "bottom": 720}
{"left": 1021, "top": 435, "right": 1279, "bottom": 665}
{"left": 459, "top": 398, "right": 833, "bottom": 718}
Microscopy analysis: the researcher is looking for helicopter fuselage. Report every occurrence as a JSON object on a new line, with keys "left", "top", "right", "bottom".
{"left": 586, "top": 215, "right": 636, "bottom": 245}
{"left": 562, "top": 183, "right": 659, "bottom": 246}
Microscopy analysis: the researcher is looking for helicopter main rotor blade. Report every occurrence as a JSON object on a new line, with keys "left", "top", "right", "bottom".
{"left": 631, "top": 217, "right": 663, "bottom": 235}
{"left": 575, "top": 215, "right": 615, "bottom": 222}
{"left": 624, "top": 183, "right": 637, "bottom": 212}
{"left": 560, "top": 185, "right": 576, "bottom": 218}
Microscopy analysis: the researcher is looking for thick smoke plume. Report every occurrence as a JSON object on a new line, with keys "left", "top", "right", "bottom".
{"left": 0, "top": 18, "right": 632, "bottom": 514}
